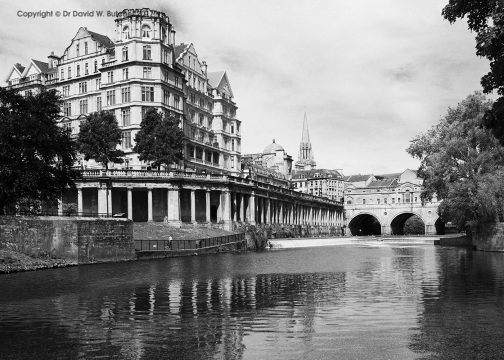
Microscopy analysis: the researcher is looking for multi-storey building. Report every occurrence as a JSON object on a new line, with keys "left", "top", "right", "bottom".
{"left": 174, "top": 43, "right": 241, "bottom": 174}
{"left": 3, "top": 8, "right": 240, "bottom": 174}
{"left": 292, "top": 169, "right": 345, "bottom": 202}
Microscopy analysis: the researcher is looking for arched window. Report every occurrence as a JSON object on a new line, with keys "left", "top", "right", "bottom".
{"left": 141, "top": 24, "right": 151, "bottom": 38}
{"left": 122, "top": 26, "right": 130, "bottom": 39}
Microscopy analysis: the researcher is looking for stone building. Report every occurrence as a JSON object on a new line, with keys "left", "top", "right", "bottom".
{"left": 344, "top": 169, "right": 442, "bottom": 235}
{"left": 242, "top": 139, "right": 293, "bottom": 179}
{"left": 4, "top": 8, "right": 240, "bottom": 174}
{"left": 292, "top": 169, "right": 345, "bottom": 202}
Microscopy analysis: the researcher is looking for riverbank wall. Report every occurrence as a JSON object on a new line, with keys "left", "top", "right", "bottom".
{"left": 0, "top": 216, "right": 134, "bottom": 273}
{"left": 472, "top": 222, "right": 504, "bottom": 252}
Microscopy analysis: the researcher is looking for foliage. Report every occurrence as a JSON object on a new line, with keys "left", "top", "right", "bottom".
{"left": 0, "top": 88, "right": 79, "bottom": 214}
{"left": 133, "top": 109, "right": 184, "bottom": 170}
{"left": 442, "top": 1, "right": 504, "bottom": 143}
{"left": 407, "top": 92, "right": 504, "bottom": 229}
{"left": 403, "top": 215, "right": 425, "bottom": 235}
{"left": 77, "top": 111, "right": 124, "bottom": 169}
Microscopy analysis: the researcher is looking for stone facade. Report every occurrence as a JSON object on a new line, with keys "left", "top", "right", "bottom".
{"left": 0, "top": 216, "right": 134, "bottom": 263}
{"left": 242, "top": 139, "right": 293, "bottom": 179}
{"left": 292, "top": 169, "right": 345, "bottom": 201}
{"left": 344, "top": 169, "right": 442, "bottom": 235}
{"left": 4, "top": 8, "right": 240, "bottom": 174}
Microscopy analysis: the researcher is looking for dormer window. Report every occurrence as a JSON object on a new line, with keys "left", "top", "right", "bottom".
{"left": 122, "top": 26, "right": 130, "bottom": 39}
{"left": 141, "top": 24, "right": 151, "bottom": 38}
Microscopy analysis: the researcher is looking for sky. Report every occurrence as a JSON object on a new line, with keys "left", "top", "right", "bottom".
{"left": 0, "top": 0, "right": 491, "bottom": 175}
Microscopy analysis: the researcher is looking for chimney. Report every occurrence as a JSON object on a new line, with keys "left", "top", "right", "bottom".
{"left": 201, "top": 61, "right": 208, "bottom": 75}
{"left": 170, "top": 29, "right": 176, "bottom": 46}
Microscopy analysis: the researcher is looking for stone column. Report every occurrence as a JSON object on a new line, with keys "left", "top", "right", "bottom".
{"left": 98, "top": 186, "right": 108, "bottom": 215}
{"left": 279, "top": 202, "right": 284, "bottom": 224}
{"left": 218, "top": 191, "right": 223, "bottom": 221}
{"left": 249, "top": 192, "right": 256, "bottom": 225}
{"left": 239, "top": 194, "right": 244, "bottom": 222}
{"left": 232, "top": 192, "right": 237, "bottom": 222}
{"left": 266, "top": 198, "right": 271, "bottom": 224}
{"left": 127, "top": 187, "right": 133, "bottom": 220}
{"left": 190, "top": 189, "right": 196, "bottom": 223}
{"left": 206, "top": 189, "right": 211, "bottom": 223}
{"left": 167, "top": 188, "right": 181, "bottom": 227}
{"left": 77, "top": 188, "right": 83, "bottom": 215}
{"left": 223, "top": 190, "right": 232, "bottom": 230}
{"left": 147, "top": 188, "right": 153, "bottom": 222}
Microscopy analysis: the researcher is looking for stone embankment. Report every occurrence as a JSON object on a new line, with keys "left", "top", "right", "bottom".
{"left": 0, "top": 216, "right": 134, "bottom": 274}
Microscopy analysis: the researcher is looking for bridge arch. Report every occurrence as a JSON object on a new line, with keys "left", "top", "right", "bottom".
{"left": 390, "top": 212, "right": 426, "bottom": 235}
{"left": 348, "top": 213, "right": 381, "bottom": 236}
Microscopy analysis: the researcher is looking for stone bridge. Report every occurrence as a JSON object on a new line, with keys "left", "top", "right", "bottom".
{"left": 345, "top": 201, "right": 442, "bottom": 236}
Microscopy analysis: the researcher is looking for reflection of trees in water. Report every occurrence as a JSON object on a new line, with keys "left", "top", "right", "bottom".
{"left": 409, "top": 249, "right": 504, "bottom": 359}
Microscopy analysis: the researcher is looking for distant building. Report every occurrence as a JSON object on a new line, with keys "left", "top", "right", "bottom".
{"left": 292, "top": 169, "right": 345, "bottom": 201}
{"left": 344, "top": 169, "right": 425, "bottom": 207}
{"left": 242, "top": 139, "right": 293, "bottom": 178}
{"left": 294, "top": 113, "right": 316, "bottom": 171}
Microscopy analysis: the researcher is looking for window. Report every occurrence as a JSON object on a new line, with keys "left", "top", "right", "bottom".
{"left": 199, "top": 114, "right": 204, "bottom": 126}
{"left": 94, "top": 60, "right": 98, "bottom": 73}
{"left": 141, "top": 25, "right": 151, "bottom": 38}
{"left": 143, "top": 45, "right": 151, "bottom": 60}
{"left": 208, "top": 118, "right": 212, "bottom": 129}
{"left": 76, "top": 44, "right": 79, "bottom": 57}
{"left": 122, "top": 47, "right": 128, "bottom": 61}
{"left": 121, "top": 87, "right": 130, "bottom": 103}
{"left": 63, "top": 102, "right": 71, "bottom": 116}
{"left": 190, "top": 110, "right": 196, "bottom": 122}
{"left": 362, "top": 199, "right": 366, "bottom": 204}
{"left": 84, "top": 42, "right": 88, "bottom": 55}
{"left": 122, "top": 26, "right": 130, "bottom": 39}
{"left": 122, "top": 68, "right": 129, "bottom": 80}
{"left": 96, "top": 96, "right": 102, "bottom": 111}
{"left": 143, "top": 67, "right": 152, "bottom": 79}
{"left": 62, "top": 85, "right": 70, "bottom": 97}
{"left": 231, "top": 124, "right": 234, "bottom": 134}
{"left": 106, "top": 90, "right": 115, "bottom": 106}
{"left": 174, "top": 95, "right": 180, "bottom": 109}
{"left": 78, "top": 82, "right": 87, "bottom": 94}
{"left": 384, "top": 198, "right": 388, "bottom": 204}
{"left": 392, "top": 198, "right": 395, "bottom": 204}
{"left": 25, "top": 90, "right": 33, "bottom": 97}
{"left": 79, "top": 99, "right": 88, "bottom": 114}
{"left": 85, "top": 63, "right": 89, "bottom": 75}
{"left": 175, "top": 77, "right": 179, "bottom": 87}
{"left": 121, "top": 108, "right": 131, "bottom": 126}
{"left": 141, "top": 86, "right": 154, "bottom": 102}
{"left": 231, "top": 156, "right": 235, "bottom": 168}
{"left": 122, "top": 131, "right": 131, "bottom": 149}
{"left": 76, "top": 65, "right": 80, "bottom": 77}
{"left": 163, "top": 89, "right": 170, "bottom": 104}
{"left": 60, "top": 68, "right": 64, "bottom": 80}
{"left": 377, "top": 198, "right": 380, "bottom": 204}
{"left": 232, "top": 139, "right": 235, "bottom": 151}
{"left": 107, "top": 71, "right": 114, "bottom": 83}
{"left": 162, "top": 48, "right": 169, "bottom": 63}
{"left": 68, "top": 67, "right": 72, "bottom": 78}
{"left": 96, "top": 78, "right": 101, "bottom": 90}
{"left": 141, "top": 106, "right": 152, "bottom": 119}
{"left": 190, "top": 94, "right": 195, "bottom": 103}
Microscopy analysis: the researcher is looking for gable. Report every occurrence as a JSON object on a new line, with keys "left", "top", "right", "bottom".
{"left": 25, "top": 63, "right": 40, "bottom": 77}
{"left": 6, "top": 67, "right": 22, "bottom": 82}
{"left": 62, "top": 27, "right": 110, "bottom": 60}
{"left": 218, "top": 73, "right": 233, "bottom": 98}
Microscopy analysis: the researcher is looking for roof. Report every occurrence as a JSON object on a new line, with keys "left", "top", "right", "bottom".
{"left": 14, "top": 63, "right": 25, "bottom": 74}
{"left": 174, "top": 43, "right": 189, "bottom": 60}
{"left": 263, "top": 139, "right": 284, "bottom": 154}
{"left": 293, "top": 169, "right": 342, "bottom": 180}
{"left": 207, "top": 71, "right": 225, "bottom": 89}
{"left": 345, "top": 174, "right": 373, "bottom": 182}
{"left": 32, "top": 59, "right": 49, "bottom": 73}
{"left": 367, "top": 179, "right": 398, "bottom": 188}
{"left": 88, "top": 30, "right": 114, "bottom": 48}
{"left": 375, "top": 172, "right": 402, "bottom": 180}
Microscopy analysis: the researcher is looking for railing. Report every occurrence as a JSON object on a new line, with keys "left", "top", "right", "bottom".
{"left": 135, "top": 232, "right": 246, "bottom": 252}
{"left": 79, "top": 170, "right": 343, "bottom": 206}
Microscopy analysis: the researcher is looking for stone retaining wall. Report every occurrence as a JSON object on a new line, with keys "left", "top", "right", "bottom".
{"left": 0, "top": 216, "right": 134, "bottom": 264}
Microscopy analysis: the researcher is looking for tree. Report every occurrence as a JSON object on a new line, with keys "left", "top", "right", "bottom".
{"left": 0, "top": 88, "right": 79, "bottom": 214}
{"left": 77, "top": 111, "right": 124, "bottom": 170}
{"left": 134, "top": 109, "right": 184, "bottom": 170}
{"left": 403, "top": 215, "right": 426, "bottom": 235}
{"left": 442, "top": 1, "right": 504, "bottom": 143}
{"left": 407, "top": 92, "right": 504, "bottom": 230}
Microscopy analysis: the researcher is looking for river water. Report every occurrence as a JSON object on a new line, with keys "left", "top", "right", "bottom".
{"left": 1, "top": 241, "right": 504, "bottom": 359}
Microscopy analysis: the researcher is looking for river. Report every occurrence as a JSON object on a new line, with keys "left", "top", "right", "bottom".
{"left": 1, "top": 240, "right": 504, "bottom": 359}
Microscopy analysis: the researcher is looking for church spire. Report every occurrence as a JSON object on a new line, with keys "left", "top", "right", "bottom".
{"left": 301, "top": 112, "right": 310, "bottom": 143}
{"left": 295, "top": 113, "right": 316, "bottom": 171}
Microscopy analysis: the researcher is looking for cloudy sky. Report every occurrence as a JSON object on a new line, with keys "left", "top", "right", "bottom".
{"left": 0, "top": 0, "right": 490, "bottom": 175}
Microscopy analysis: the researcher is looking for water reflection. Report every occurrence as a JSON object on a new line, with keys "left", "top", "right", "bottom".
{"left": 1, "top": 245, "right": 504, "bottom": 359}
